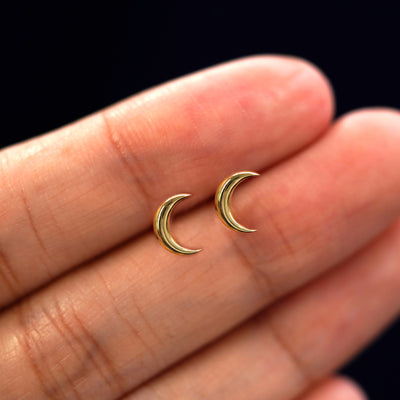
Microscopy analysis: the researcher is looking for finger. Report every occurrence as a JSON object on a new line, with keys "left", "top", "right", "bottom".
{"left": 128, "top": 377, "right": 368, "bottom": 400}
{"left": 122, "top": 222, "right": 398, "bottom": 400}
{"left": 296, "top": 377, "right": 367, "bottom": 400}
{"left": 2, "top": 109, "right": 400, "bottom": 400}
{"left": 0, "top": 55, "right": 333, "bottom": 307}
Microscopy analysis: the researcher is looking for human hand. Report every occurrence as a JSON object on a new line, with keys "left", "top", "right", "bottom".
{"left": 1, "top": 56, "right": 399, "bottom": 400}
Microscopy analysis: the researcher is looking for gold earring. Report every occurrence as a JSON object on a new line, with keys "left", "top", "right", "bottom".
{"left": 153, "top": 194, "right": 202, "bottom": 255}
{"left": 215, "top": 171, "right": 259, "bottom": 232}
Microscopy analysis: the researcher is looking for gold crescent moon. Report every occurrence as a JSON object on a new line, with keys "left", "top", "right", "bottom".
{"left": 215, "top": 171, "right": 259, "bottom": 233}
{"left": 153, "top": 194, "right": 201, "bottom": 255}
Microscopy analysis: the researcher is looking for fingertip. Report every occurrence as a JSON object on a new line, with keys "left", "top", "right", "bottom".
{"left": 154, "top": 54, "right": 336, "bottom": 175}
{"left": 330, "top": 107, "right": 400, "bottom": 176}
{"left": 327, "top": 376, "right": 368, "bottom": 400}
{"left": 228, "top": 54, "right": 336, "bottom": 122}
{"left": 299, "top": 376, "right": 368, "bottom": 400}
{"left": 337, "top": 106, "right": 400, "bottom": 129}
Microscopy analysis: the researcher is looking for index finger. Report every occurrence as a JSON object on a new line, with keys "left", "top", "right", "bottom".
{"left": 0, "top": 56, "right": 333, "bottom": 307}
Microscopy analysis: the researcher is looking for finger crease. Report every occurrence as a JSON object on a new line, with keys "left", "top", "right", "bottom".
{"left": 69, "top": 307, "right": 125, "bottom": 395}
{"left": 229, "top": 234, "right": 275, "bottom": 300}
{"left": 40, "top": 306, "right": 85, "bottom": 400}
{"left": 0, "top": 246, "right": 21, "bottom": 298}
{"left": 16, "top": 303, "right": 63, "bottom": 399}
{"left": 96, "top": 269, "right": 162, "bottom": 368}
{"left": 101, "top": 111, "right": 153, "bottom": 221}
{"left": 19, "top": 187, "right": 53, "bottom": 278}
{"left": 268, "top": 320, "right": 314, "bottom": 389}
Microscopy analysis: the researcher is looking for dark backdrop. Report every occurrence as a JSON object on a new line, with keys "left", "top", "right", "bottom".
{"left": 3, "top": 2, "right": 400, "bottom": 398}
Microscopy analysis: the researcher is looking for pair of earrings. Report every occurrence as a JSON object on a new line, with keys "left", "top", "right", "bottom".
{"left": 153, "top": 171, "right": 259, "bottom": 255}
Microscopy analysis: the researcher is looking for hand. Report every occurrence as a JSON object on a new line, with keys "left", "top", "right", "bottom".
{"left": 1, "top": 56, "right": 399, "bottom": 400}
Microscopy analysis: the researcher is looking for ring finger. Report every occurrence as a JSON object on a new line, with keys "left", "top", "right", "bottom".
{"left": 124, "top": 221, "right": 400, "bottom": 400}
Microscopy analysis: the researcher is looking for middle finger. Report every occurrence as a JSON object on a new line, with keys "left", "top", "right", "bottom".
{"left": 2, "top": 109, "right": 400, "bottom": 400}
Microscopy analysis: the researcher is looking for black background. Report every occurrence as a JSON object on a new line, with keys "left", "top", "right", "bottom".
{"left": 3, "top": 1, "right": 400, "bottom": 398}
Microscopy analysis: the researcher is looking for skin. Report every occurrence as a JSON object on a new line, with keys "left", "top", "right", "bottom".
{"left": 0, "top": 55, "right": 399, "bottom": 399}
{"left": 297, "top": 377, "right": 367, "bottom": 400}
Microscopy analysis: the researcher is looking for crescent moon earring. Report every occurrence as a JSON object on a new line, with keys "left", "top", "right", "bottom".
{"left": 153, "top": 194, "right": 202, "bottom": 255}
{"left": 215, "top": 171, "right": 259, "bottom": 233}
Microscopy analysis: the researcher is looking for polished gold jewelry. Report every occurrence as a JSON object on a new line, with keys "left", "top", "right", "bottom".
{"left": 153, "top": 194, "right": 201, "bottom": 255}
{"left": 215, "top": 171, "right": 259, "bottom": 232}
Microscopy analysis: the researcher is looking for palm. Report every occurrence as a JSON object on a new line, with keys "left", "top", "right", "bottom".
{"left": 1, "top": 56, "right": 399, "bottom": 400}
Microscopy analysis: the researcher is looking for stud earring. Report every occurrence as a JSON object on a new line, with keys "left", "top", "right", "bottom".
{"left": 215, "top": 171, "right": 259, "bottom": 232}
{"left": 153, "top": 194, "right": 202, "bottom": 255}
